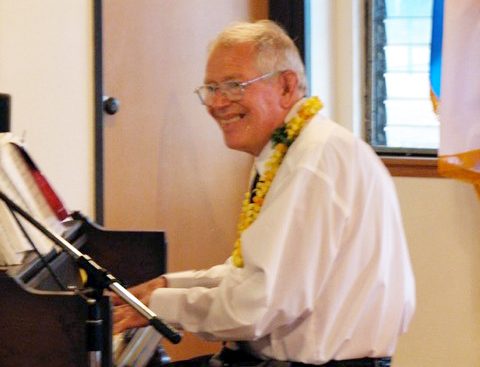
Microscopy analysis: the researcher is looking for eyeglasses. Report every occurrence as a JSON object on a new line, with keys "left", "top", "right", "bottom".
{"left": 194, "top": 71, "right": 280, "bottom": 106}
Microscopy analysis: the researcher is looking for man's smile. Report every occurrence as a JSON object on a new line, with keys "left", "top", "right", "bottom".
{"left": 216, "top": 113, "right": 247, "bottom": 126}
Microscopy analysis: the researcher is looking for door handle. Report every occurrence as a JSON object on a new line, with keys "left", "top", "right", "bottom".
{"left": 103, "top": 96, "right": 120, "bottom": 115}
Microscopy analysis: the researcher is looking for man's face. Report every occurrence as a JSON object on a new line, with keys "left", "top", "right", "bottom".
{"left": 204, "top": 43, "right": 286, "bottom": 156}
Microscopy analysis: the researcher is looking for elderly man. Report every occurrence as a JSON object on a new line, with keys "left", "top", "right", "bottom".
{"left": 113, "top": 20, "right": 415, "bottom": 367}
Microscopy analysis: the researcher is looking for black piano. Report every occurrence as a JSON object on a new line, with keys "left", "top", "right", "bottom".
{"left": 0, "top": 211, "right": 168, "bottom": 367}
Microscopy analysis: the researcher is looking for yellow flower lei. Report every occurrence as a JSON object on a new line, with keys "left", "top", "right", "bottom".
{"left": 232, "top": 96, "right": 324, "bottom": 267}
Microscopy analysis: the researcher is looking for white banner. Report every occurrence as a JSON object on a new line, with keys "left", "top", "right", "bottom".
{"left": 438, "top": 0, "right": 480, "bottom": 191}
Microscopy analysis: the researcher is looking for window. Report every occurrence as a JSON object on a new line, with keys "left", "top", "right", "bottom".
{"left": 304, "top": 0, "right": 439, "bottom": 176}
{"left": 366, "top": 0, "right": 438, "bottom": 156}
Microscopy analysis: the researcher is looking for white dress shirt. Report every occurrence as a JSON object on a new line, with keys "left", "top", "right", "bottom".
{"left": 150, "top": 100, "right": 416, "bottom": 364}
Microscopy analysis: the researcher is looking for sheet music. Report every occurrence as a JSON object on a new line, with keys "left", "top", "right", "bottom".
{"left": 0, "top": 209, "right": 25, "bottom": 265}
{"left": 0, "top": 145, "right": 42, "bottom": 264}
{"left": 0, "top": 133, "right": 66, "bottom": 264}
{"left": 0, "top": 200, "right": 31, "bottom": 265}
{"left": 1, "top": 141, "right": 66, "bottom": 235}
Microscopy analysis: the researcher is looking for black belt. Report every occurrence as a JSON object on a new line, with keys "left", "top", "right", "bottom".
{"left": 292, "top": 357, "right": 391, "bottom": 367}
{"left": 210, "top": 347, "right": 391, "bottom": 367}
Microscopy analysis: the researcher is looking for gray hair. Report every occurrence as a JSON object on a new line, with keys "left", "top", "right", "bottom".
{"left": 208, "top": 20, "right": 307, "bottom": 93}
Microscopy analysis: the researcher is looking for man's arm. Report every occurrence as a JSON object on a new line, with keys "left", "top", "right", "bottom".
{"left": 112, "top": 262, "right": 230, "bottom": 333}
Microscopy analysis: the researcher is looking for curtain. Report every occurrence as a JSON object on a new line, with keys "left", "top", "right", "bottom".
{"left": 436, "top": 0, "right": 480, "bottom": 194}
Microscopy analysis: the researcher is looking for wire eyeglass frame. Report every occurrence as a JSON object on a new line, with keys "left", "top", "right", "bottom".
{"left": 194, "top": 71, "right": 281, "bottom": 106}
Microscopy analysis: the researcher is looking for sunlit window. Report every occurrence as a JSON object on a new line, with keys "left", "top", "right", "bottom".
{"left": 366, "top": 0, "right": 438, "bottom": 155}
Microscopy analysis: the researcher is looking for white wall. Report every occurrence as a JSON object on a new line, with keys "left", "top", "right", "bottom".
{"left": 394, "top": 178, "right": 480, "bottom": 366}
{"left": 0, "top": 0, "right": 94, "bottom": 217}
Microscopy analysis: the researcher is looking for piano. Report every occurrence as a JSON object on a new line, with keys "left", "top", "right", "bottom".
{"left": 0, "top": 211, "right": 168, "bottom": 367}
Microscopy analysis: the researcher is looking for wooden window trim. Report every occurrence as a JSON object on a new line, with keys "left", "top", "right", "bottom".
{"left": 381, "top": 156, "right": 440, "bottom": 178}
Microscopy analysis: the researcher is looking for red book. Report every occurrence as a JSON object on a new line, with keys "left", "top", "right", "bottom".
{"left": 14, "top": 144, "right": 68, "bottom": 221}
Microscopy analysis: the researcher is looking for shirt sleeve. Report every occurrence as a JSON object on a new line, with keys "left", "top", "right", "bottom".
{"left": 163, "top": 262, "right": 230, "bottom": 289}
{"left": 149, "top": 162, "right": 348, "bottom": 341}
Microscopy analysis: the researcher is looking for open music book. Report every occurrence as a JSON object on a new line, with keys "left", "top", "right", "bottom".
{"left": 0, "top": 133, "right": 67, "bottom": 265}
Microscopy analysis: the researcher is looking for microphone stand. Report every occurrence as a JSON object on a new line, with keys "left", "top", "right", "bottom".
{"left": 0, "top": 191, "right": 181, "bottom": 365}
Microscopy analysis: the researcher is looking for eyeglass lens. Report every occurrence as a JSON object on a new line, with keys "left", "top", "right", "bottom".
{"left": 198, "top": 83, "right": 242, "bottom": 105}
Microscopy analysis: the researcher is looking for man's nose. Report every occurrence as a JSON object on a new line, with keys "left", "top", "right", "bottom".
{"left": 208, "top": 89, "right": 231, "bottom": 108}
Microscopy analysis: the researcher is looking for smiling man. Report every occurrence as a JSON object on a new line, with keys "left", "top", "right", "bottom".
{"left": 113, "top": 20, "right": 415, "bottom": 367}
{"left": 200, "top": 41, "right": 302, "bottom": 156}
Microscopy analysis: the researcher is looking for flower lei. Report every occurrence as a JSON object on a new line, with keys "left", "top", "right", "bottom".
{"left": 232, "top": 96, "right": 324, "bottom": 267}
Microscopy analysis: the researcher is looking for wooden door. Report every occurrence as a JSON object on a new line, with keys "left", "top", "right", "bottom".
{"left": 101, "top": 0, "right": 267, "bottom": 361}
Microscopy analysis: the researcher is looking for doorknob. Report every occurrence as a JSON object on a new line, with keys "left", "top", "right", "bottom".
{"left": 103, "top": 96, "right": 120, "bottom": 115}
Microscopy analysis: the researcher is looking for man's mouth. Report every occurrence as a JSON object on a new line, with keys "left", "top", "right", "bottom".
{"left": 218, "top": 113, "right": 246, "bottom": 126}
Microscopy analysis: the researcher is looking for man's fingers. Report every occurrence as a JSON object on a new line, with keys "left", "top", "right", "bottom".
{"left": 113, "top": 304, "right": 149, "bottom": 334}
{"left": 110, "top": 276, "right": 166, "bottom": 334}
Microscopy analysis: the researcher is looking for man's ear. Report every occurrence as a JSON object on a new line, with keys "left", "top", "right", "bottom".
{"left": 279, "top": 70, "right": 300, "bottom": 108}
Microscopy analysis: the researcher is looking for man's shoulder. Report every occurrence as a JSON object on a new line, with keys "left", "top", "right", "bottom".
{"left": 296, "top": 114, "right": 358, "bottom": 151}
{"left": 288, "top": 114, "right": 385, "bottom": 173}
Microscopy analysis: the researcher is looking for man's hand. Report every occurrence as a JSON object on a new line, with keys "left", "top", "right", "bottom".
{"left": 110, "top": 276, "right": 168, "bottom": 334}
{"left": 113, "top": 303, "right": 149, "bottom": 334}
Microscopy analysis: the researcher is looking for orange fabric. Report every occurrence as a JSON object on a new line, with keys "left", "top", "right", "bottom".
{"left": 438, "top": 149, "right": 480, "bottom": 195}
{"left": 430, "top": 89, "right": 439, "bottom": 115}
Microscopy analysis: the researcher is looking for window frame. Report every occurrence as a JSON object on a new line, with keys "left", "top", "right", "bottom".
{"left": 364, "top": 0, "right": 440, "bottom": 177}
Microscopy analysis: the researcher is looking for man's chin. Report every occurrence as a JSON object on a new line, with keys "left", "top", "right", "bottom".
{"left": 224, "top": 139, "right": 263, "bottom": 156}
{"left": 223, "top": 138, "right": 250, "bottom": 154}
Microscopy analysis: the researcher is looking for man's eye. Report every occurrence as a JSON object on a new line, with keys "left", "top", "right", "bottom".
{"left": 224, "top": 81, "right": 241, "bottom": 90}
{"left": 205, "top": 85, "right": 217, "bottom": 93}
